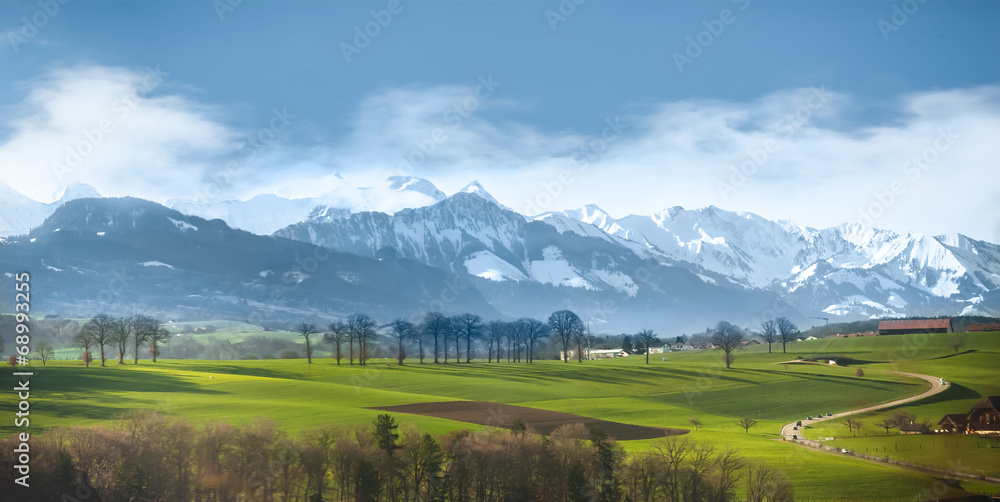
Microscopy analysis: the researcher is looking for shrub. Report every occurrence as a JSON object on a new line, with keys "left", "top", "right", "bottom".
{"left": 280, "top": 350, "right": 300, "bottom": 359}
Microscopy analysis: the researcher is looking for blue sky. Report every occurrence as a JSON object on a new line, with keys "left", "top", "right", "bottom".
{"left": 1, "top": 0, "right": 998, "bottom": 241}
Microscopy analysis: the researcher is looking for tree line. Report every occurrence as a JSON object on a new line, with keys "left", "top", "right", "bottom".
{"left": 73, "top": 314, "right": 171, "bottom": 367}
{"left": 302, "top": 309, "right": 675, "bottom": 367}
{"left": 0, "top": 410, "right": 793, "bottom": 502}
{"left": 63, "top": 312, "right": 800, "bottom": 368}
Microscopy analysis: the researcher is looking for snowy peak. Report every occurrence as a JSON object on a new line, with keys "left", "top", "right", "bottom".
{"left": 54, "top": 183, "right": 101, "bottom": 204}
{"left": 386, "top": 176, "right": 446, "bottom": 201}
{"left": 167, "top": 175, "right": 447, "bottom": 235}
{"left": 0, "top": 182, "right": 103, "bottom": 237}
{"left": 457, "top": 181, "right": 503, "bottom": 207}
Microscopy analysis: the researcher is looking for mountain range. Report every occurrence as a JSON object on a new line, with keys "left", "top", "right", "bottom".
{"left": 1, "top": 176, "right": 997, "bottom": 333}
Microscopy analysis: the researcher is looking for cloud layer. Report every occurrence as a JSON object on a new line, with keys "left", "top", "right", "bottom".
{"left": 1, "top": 64, "right": 997, "bottom": 242}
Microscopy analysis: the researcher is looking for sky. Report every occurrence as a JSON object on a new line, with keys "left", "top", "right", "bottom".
{"left": 0, "top": 0, "right": 998, "bottom": 242}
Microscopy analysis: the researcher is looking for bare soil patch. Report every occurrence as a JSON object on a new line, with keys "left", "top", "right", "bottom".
{"left": 368, "top": 401, "right": 688, "bottom": 441}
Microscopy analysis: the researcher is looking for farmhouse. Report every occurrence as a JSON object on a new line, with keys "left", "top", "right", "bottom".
{"left": 587, "top": 349, "right": 629, "bottom": 359}
{"left": 968, "top": 323, "right": 1000, "bottom": 332}
{"left": 877, "top": 319, "right": 952, "bottom": 336}
{"left": 937, "top": 414, "right": 968, "bottom": 433}
{"left": 899, "top": 422, "right": 931, "bottom": 435}
{"left": 937, "top": 396, "right": 1000, "bottom": 434}
{"left": 967, "top": 396, "right": 1000, "bottom": 434}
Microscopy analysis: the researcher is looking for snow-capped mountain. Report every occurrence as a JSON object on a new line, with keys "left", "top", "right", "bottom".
{"left": 1, "top": 176, "right": 996, "bottom": 328}
{"left": 0, "top": 182, "right": 101, "bottom": 237}
{"left": 166, "top": 175, "right": 447, "bottom": 235}
{"left": 538, "top": 204, "right": 1000, "bottom": 319}
{"left": 0, "top": 197, "right": 496, "bottom": 322}
{"left": 274, "top": 185, "right": 796, "bottom": 331}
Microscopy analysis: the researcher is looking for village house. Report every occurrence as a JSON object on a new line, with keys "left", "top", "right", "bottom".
{"left": 899, "top": 422, "right": 932, "bottom": 435}
{"left": 937, "top": 414, "right": 968, "bottom": 433}
{"left": 967, "top": 396, "right": 1000, "bottom": 433}
{"left": 937, "top": 396, "right": 1000, "bottom": 434}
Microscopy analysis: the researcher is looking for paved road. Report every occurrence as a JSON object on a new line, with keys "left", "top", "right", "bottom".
{"left": 779, "top": 370, "right": 947, "bottom": 441}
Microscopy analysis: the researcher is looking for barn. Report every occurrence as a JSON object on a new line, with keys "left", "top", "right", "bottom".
{"left": 937, "top": 414, "right": 968, "bottom": 433}
{"left": 877, "top": 319, "right": 952, "bottom": 336}
{"left": 967, "top": 323, "right": 1000, "bottom": 332}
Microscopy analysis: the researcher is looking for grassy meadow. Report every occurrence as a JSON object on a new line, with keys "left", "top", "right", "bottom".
{"left": 5, "top": 331, "right": 1000, "bottom": 498}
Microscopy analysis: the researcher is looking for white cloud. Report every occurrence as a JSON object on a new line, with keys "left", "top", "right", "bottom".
{"left": 0, "top": 64, "right": 236, "bottom": 202}
{"left": 1, "top": 64, "right": 997, "bottom": 242}
{"left": 321, "top": 83, "right": 1000, "bottom": 242}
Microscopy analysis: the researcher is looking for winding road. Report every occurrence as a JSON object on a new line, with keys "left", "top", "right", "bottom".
{"left": 779, "top": 370, "right": 948, "bottom": 441}
{"left": 776, "top": 369, "right": 1000, "bottom": 485}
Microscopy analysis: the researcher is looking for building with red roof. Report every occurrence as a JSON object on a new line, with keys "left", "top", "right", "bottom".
{"left": 877, "top": 319, "right": 952, "bottom": 335}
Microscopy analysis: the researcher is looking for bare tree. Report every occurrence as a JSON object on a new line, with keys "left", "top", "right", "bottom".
{"left": 635, "top": 329, "right": 660, "bottom": 364}
{"left": 452, "top": 313, "right": 483, "bottom": 363}
{"left": 571, "top": 324, "right": 589, "bottom": 363}
{"left": 889, "top": 410, "right": 916, "bottom": 429}
{"left": 736, "top": 416, "right": 758, "bottom": 433}
{"left": 348, "top": 314, "right": 377, "bottom": 365}
{"left": 74, "top": 329, "right": 95, "bottom": 368}
{"left": 746, "top": 461, "right": 794, "bottom": 502}
{"left": 134, "top": 316, "right": 170, "bottom": 363}
{"left": 324, "top": 321, "right": 348, "bottom": 365}
{"left": 519, "top": 317, "right": 548, "bottom": 363}
{"left": 689, "top": 417, "right": 702, "bottom": 431}
{"left": 132, "top": 315, "right": 166, "bottom": 364}
{"left": 548, "top": 310, "right": 584, "bottom": 363}
{"left": 776, "top": 317, "right": 799, "bottom": 354}
{"left": 844, "top": 417, "right": 860, "bottom": 434}
{"left": 297, "top": 323, "right": 319, "bottom": 364}
{"left": 35, "top": 341, "right": 54, "bottom": 366}
{"left": 388, "top": 318, "right": 416, "bottom": 365}
{"left": 422, "top": 312, "right": 450, "bottom": 364}
{"left": 759, "top": 320, "right": 777, "bottom": 353}
{"left": 485, "top": 320, "right": 507, "bottom": 363}
{"left": 712, "top": 321, "right": 745, "bottom": 369}
{"left": 875, "top": 418, "right": 895, "bottom": 434}
{"left": 111, "top": 316, "right": 133, "bottom": 364}
{"left": 949, "top": 334, "right": 965, "bottom": 355}
{"left": 80, "top": 314, "right": 116, "bottom": 366}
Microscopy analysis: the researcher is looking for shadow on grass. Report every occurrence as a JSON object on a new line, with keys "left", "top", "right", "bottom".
{"left": 927, "top": 349, "right": 978, "bottom": 360}
{"left": 159, "top": 362, "right": 305, "bottom": 380}
{"left": 33, "top": 366, "right": 228, "bottom": 396}
{"left": 750, "top": 368, "right": 923, "bottom": 391}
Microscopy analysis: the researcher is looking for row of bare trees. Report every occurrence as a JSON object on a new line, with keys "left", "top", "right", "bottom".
{"left": 0, "top": 410, "right": 792, "bottom": 502}
{"left": 73, "top": 314, "right": 171, "bottom": 367}
{"left": 309, "top": 310, "right": 594, "bottom": 366}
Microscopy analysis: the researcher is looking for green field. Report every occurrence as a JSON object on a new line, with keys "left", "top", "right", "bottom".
{"left": 5, "top": 332, "right": 1000, "bottom": 498}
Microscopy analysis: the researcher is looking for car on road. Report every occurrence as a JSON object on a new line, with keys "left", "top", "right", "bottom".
{"left": 826, "top": 412, "right": 832, "bottom": 416}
